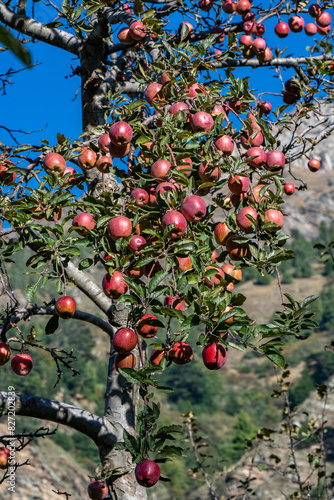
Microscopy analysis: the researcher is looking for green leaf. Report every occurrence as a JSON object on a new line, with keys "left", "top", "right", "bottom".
{"left": 118, "top": 368, "right": 143, "bottom": 384}
{"left": 123, "top": 429, "right": 139, "bottom": 456}
{"left": 26, "top": 284, "right": 38, "bottom": 302}
{"left": 45, "top": 314, "right": 59, "bottom": 335}
{"left": 78, "top": 258, "right": 93, "bottom": 270}
{"left": 148, "top": 271, "right": 168, "bottom": 294}
{"left": 0, "top": 26, "right": 31, "bottom": 66}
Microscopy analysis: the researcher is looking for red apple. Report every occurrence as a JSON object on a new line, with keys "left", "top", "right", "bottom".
{"left": 0, "top": 162, "right": 17, "bottom": 184}
{"left": 135, "top": 460, "right": 160, "bottom": 488}
{"left": 43, "top": 152, "right": 66, "bottom": 174}
{"left": 164, "top": 294, "right": 185, "bottom": 311}
{"left": 63, "top": 166, "right": 76, "bottom": 181}
{"left": 150, "top": 349, "right": 166, "bottom": 365}
{"left": 137, "top": 314, "right": 159, "bottom": 338}
{"left": 181, "top": 195, "right": 206, "bottom": 222}
{"left": 202, "top": 343, "right": 227, "bottom": 370}
{"left": 55, "top": 296, "right": 76, "bottom": 319}
{"left": 199, "top": 0, "right": 212, "bottom": 12}
{"left": 170, "top": 341, "right": 193, "bottom": 365}
{"left": 102, "top": 271, "right": 128, "bottom": 299}
{"left": 72, "top": 212, "right": 95, "bottom": 235}
{"left": 257, "top": 48, "right": 273, "bottom": 62}
{"left": 204, "top": 266, "right": 225, "bottom": 288}
{"left": 214, "top": 222, "right": 231, "bottom": 245}
{"left": 228, "top": 175, "right": 250, "bottom": 195}
{"left": 162, "top": 210, "right": 187, "bottom": 238}
{"left": 178, "top": 21, "right": 194, "bottom": 37}
{"left": 199, "top": 161, "right": 221, "bottom": 183}
{"left": 309, "top": 4, "right": 321, "bottom": 18}
{"left": 117, "top": 27, "right": 134, "bottom": 44}
{"left": 317, "top": 24, "right": 331, "bottom": 35}
{"left": 222, "top": 0, "right": 236, "bottom": 14}
{"left": 308, "top": 158, "right": 321, "bottom": 172}
{"left": 169, "top": 102, "right": 189, "bottom": 118}
{"left": 252, "top": 37, "right": 267, "bottom": 55}
{"left": 264, "top": 209, "right": 284, "bottom": 231}
{"left": 258, "top": 101, "right": 272, "bottom": 115}
{"left": 236, "top": 0, "right": 251, "bottom": 15}
{"left": 150, "top": 159, "right": 171, "bottom": 180}
{"left": 78, "top": 148, "right": 97, "bottom": 170}
{"left": 305, "top": 23, "right": 317, "bottom": 36}
{"left": 0, "top": 448, "right": 10, "bottom": 469}
{"left": 98, "top": 134, "right": 111, "bottom": 153}
{"left": 96, "top": 156, "right": 113, "bottom": 173}
{"left": 236, "top": 206, "right": 258, "bottom": 232}
{"left": 191, "top": 112, "right": 214, "bottom": 133}
{"left": 115, "top": 353, "right": 136, "bottom": 372}
{"left": 239, "top": 34, "right": 253, "bottom": 47}
{"left": 215, "top": 135, "right": 234, "bottom": 155}
{"left": 129, "top": 21, "right": 146, "bottom": 40}
{"left": 250, "top": 184, "right": 270, "bottom": 203}
{"left": 108, "top": 216, "right": 132, "bottom": 240}
{"left": 129, "top": 235, "right": 146, "bottom": 254}
{"left": 317, "top": 12, "right": 331, "bottom": 28}
{"left": 155, "top": 182, "right": 177, "bottom": 197}
{"left": 11, "top": 353, "right": 33, "bottom": 376}
{"left": 177, "top": 158, "right": 192, "bottom": 177}
{"left": 266, "top": 150, "right": 286, "bottom": 169}
{"left": 131, "top": 188, "right": 149, "bottom": 206}
{"left": 209, "top": 26, "right": 225, "bottom": 43}
{"left": 226, "top": 237, "right": 249, "bottom": 260}
{"left": 109, "top": 121, "right": 133, "bottom": 146}
{"left": 144, "top": 83, "right": 163, "bottom": 104}
{"left": 112, "top": 327, "right": 137, "bottom": 354}
{"left": 185, "top": 83, "right": 206, "bottom": 98}
{"left": 246, "top": 147, "right": 266, "bottom": 168}
{"left": 255, "top": 23, "right": 266, "bottom": 36}
{"left": 274, "top": 22, "right": 290, "bottom": 38}
{"left": 0, "top": 342, "right": 11, "bottom": 365}
{"left": 289, "top": 16, "right": 305, "bottom": 33}
{"left": 284, "top": 183, "right": 295, "bottom": 195}
{"left": 177, "top": 256, "right": 193, "bottom": 272}
{"left": 87, "top": 481, "right": 108, "bottom": 500}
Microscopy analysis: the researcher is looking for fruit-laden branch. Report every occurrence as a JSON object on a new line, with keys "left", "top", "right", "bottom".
{"left": 1, "top": 304, "right": 114, "bottom": 337}
{"left": 0, "top": 391, "right": 116, "bottom": 449}
{"left": 0, "top": 3, "right": 82, "bottom": 55}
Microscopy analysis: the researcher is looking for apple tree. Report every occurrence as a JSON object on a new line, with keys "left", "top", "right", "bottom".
{"left": 0, "top": 0, "right": 333, "bottom": 498}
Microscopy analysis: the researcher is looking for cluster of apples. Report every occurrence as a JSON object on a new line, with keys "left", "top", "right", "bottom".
{"left": 275, "top": 4, "right": 331, "bottom": 38}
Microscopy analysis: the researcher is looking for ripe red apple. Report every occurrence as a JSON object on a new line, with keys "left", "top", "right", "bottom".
{"left": 162, "top": 210, "right": 187, "bottom": 238}
{"left": 309, "top": 4, "right": 321, "bottom": 18}
{"left": 115, "top": 353, "right": 136, "bottom": 372}
{"left": 222, "top": 264, "right": 242, "bottom": 282}
{"left": 243, "top": 21, "right": 256, "bottom": 35}
{"left": 199, "top": 161, "right": 221, "bottom": 183}
{"left": 266, "top": 150, "right": 286, "bottom": 169}
{"left": 131, "top": 188, "right": 149, "bottom": 206}
{"left": 129, "top": 235, "right": 146, "bottom": 254}
{"left": 0, "top": 342, "right": 11, "bottom": 365}
{"left": 181, "top": 195, "right": 206, "bottom": 222}
{"left": 228, "top": 175, "right": 250, "bottom": 195}
{"left": 283, "top": 91, "right": 299, "bottom": 105}
{"left": 169, "top": 102, "right": 190, "bottom": 119}
{"left": 222, "top": 0, "right": 236, "bottom": 14}
{"left": 102, "top": 271, "right": 128, "bottom": 299}
{"left": 255, "top": 23, "right": 266, "bottom": 36}
{"left": 239, "top": 34, "right": 253, "bottom": 47}
{"left": 98, "top": 134, "right": 110, "bottom": 153}
{"left": 214, "top": 222, "right": 231, "bottom": 245}
{"left": 117, "top": 27, "right": 134, "bottom": 44}
{"left": 209, "top": 26, "right": 225, "bottom": 43}
{"left": 226, "top": 237, "right": 249, "bottom": 260}
{"left": 108, "top": 216, "right": 132, "bottom": 240}
{"left": 289, "top": 16, "right": 305, "bottom": 33}
{"left": 258, "top": 100, "right": 272, "bottom": 115}
{"left": 43, "top": 152, "right": 66, "bottom": 174}
{"left": 63, "top": 166, "right": 76, "bottom": 181}
{"left": 212, "top": 103, "right": 228, "bottom": 117}
{"left": 274, "top": 22, "right": 290, "bottom": 38}
{"left": 87, "top": 481, "right": 108, "bottom": 500}
{"left": 250, "top": 183, "right": 270, "bottom": 203}
{"left": 144, "top": 83, "right": 163, "bottom": 104}
{"left": 72, "top": 212, "right": 95, "bottom": 235}
{"left": 252, "top": 38, "right": 267, "bottom": 55}
{"left": 135, "top": 460, "right": 160, "bottom": 488}
{"left": 317, "top": 24, "right": 331, "bottom": 35}
{"left": 185, "top": 83, "right": 206, "bottom": 98}
{"left": 78, "top": 148, "right": 97, "bottom": 170}
{"left": 55, "top": 296, "right": 76, "bottom": 319}
{"left": 150, "top": 349, "right": 166, "bottom": 365}
{"left": 150, "top": 159, "right": 171, "bottom": 179}
{"left": 215, "top": 135, "right": 234, "bottom": 155}
{"left": 96, "top": 156, "right": 113, "bottom": 173}
{"left": 236, "top": 0, "right": 251, "bottom": 15}
{"left": 284, "top": 183, "right": 295, "bottom": 195}
{"left": 199, "top": 0, "right": 212, "bottom": 12}
{"left": 236, "top": 206, "right": 258, "bottom": 232}
{"left": 305, "top": 23, "right": 317, "bottom": 36}
{"left": 170, "top": 341, "right": 193, "bottom": 365}
{"left": 257, "top": 48, "right": 273, "bottom": 62}
{"left": 178, "top": 21, "right": 194, "bottom": 37}
{"left": 129, "top": 21, "right": 146, "bottom": 40}
{"left": 246, "top": 147, "right": 266, "bottom": 168}
{"left": 109, "top": 121, "right": 133, "bottom": 146}
{"left": 202, "top": 343, "right": 227, "bottom": 370}
{"left": 264, "top": 209, "right": 284, "bottom": 231}
{"left": 177, "top": 256, "right": 193, "bottom": 272}
{"left": 191, "top": 112, "right": 214, "bottom": 133}
{"left": 137, "top": 314, "right": 159, "bottom": 338}
{"left": 109, "top": 142, "right": 130, "bottom": 158}
{"left": 0, "top": 162, "right": 17, "bottom": 184}
{"left": 317, "top": 12, "right": 331, "bottom": 27}
{"left": 11, "top": 353, "right": 33, "bottom": 376}
{"left": 0, "top": 448, "right": 10, "bottom": 469}
{"left": 112, "top": 327, "right": 137, "bottom": 354}
{"left": 155, "top": 182, "right": 177, "bottom": 197}
{"left": 177, "top": 157, "right": 192, "bottom": 177}
{"left": 164, "top": 294, "right": 185, "bottom": 311}
{"left": 204, "top": 266, "right": 225, "bottom": 288}
{"left": 308, "top": 158, "right": 321, "bottom": 172}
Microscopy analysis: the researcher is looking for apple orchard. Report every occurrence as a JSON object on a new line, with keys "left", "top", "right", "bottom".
{"left": 0, "top": 0, "right": 333, "bottom": 498}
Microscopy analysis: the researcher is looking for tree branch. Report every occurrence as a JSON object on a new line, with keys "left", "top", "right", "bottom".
{"left": 0, "top": 391, "right": 116, "bottom": 449}
{"left": 0, "top": 3, "right": 82, "bottom": 55}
